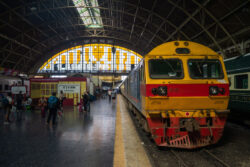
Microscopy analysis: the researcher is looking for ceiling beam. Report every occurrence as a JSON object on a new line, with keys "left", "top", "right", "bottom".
{"left": 4, "top": 0, "right": 190, "bottom": 45}
{"left": 129, "top": 0, "right": 140, "bottom": 40}
{"left": 135, "top": 0, "right": 158, "bottom": 46}
{"left": 166, "top": 0, "right": 210, "bottom": 41}
{"left": 190, "top": 1, "right": 249, "bottom": 40}
{"left": 0, "top": 33, "right": 42, "bottom": 55}
{"left": 145, "top": 0, "right": 182, "bottom": 48}
{"left": 0, "top": 19, "right": 47, "bottom": 48}
{"left": 209, "top": 26, "right": 250, "bottom": 48}
{"left": 167, "top": 0, "right": 224, "bottom": 53}
{"left": 0, "top": 1, "right": 49, "bottom": 38}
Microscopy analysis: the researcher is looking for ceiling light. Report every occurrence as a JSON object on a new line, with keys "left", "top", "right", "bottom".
{"left": 30, "top": 7, "right": 37, "bottom": 11}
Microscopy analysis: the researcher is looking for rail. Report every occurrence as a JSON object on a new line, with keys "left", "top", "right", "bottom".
{"left": 170, "top": 150, "right": 190, "bottom": 167}
{"left": 203, "top": 149, "right": 231, "bottom": 167}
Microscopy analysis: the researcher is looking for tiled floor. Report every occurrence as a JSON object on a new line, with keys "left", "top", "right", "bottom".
{"left": 0, "top": 98, "right": 116, "bottom": 167}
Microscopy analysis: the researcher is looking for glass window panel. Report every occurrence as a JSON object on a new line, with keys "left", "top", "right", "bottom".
{"left": 38, "top": 44, "right": 142, "bottom": 73}
{"left": 235, "top": 74, "right": 248, "bottom": 89}
{"left": 149, "top": 59, "right": 183, "bottom": 79}
{"left": 188, "top": 59, "right": 224, "bottom": 79}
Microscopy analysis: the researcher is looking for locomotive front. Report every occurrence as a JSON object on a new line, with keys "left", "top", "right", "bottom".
{"left": 141, "top": 41, "right": 230, "bottom": 148}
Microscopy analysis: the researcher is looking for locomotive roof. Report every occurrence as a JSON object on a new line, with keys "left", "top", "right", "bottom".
{"left": 146, "top": 41, "right": 219, "bottom": 57}
{"left": 225, "top": 53, "right": 250, "bottom": 74}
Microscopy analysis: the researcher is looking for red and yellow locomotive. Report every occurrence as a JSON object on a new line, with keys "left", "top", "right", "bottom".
{"left": 120, "top": 41, "right": 230, "bottom": 149}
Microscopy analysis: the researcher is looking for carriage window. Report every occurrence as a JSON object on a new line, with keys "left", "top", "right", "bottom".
{"left": 228, "top": 77, "right": 232, "bottom": 87}
{"left": 235, "top": 74, "right": 248, "bottom": 89}
{"left": 149, "top": 59, "right": 183, "bottom": 79}
{"left": 188, "top": 59, "right": 224, "bottom": 79}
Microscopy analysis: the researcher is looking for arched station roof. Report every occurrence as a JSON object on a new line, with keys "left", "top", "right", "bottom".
{"left": 0, "top": 0, "right": 249, "bottom": 73}
{"left": 38, "top": 43, "right": 142, "bottom": 74}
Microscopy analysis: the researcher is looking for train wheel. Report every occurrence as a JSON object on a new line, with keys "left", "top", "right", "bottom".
{"left": 142, "top": 120, "right": 150, "bottom": 133}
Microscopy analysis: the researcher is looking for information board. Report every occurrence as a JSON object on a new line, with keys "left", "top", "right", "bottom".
{"left": 57, "top": 84, "right": 80, "bottom": 94}
{"left": 11, "top": 86, "right": 26, "bottom": 94}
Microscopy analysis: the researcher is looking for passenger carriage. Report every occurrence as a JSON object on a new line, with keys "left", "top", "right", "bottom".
{"left": 225, "top": 53, "right": 250, "bottom": 112}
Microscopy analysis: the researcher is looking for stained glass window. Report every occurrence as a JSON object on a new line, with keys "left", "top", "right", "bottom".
{"left": 38, "top": 44, "right": 142, "bottom": 73}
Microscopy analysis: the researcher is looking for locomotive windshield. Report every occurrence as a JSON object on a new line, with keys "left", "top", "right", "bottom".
{"left": 149, "top": 59, "right": 183, "bottom": 79}
{"left": 188, "top": 59, "right": 224, "bottom": 79}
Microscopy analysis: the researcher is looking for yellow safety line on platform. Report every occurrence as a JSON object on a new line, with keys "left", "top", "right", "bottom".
{"left": 113, "top": 97, "right": 126, "bottom": 167}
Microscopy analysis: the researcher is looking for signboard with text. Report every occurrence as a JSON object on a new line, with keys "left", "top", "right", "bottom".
{"left": 11, "top": 86, "right": 27, "bottom": 94}
{"left": 57, "top": 84, "right": 80, "bottom": 94}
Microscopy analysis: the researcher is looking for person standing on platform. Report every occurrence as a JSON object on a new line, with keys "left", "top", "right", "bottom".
{"left": 59, "top": 90, "right": 65, "bottom": 113}
{"left": 3, "top": 93, "right": 12, "bottom": 124}
{"left": 16, "top": 91, "right": 24, "bottom": 121}
{"left": 0, "top": 94, "right": 3, "bottom": 113}
{"left": 108, "top": 89, "right": 112, "bottom": 102}
{"left": 25, "top": 96, "right": 32, "bottom": 112}
{"left": 83, "top": 91, "right": 89, "bottom": 112}
{"left": 39, "top": 96, "right": 47, "bottom": 118}
{"left": 87, "top": 91, "right": 91, "bottom": 110}
{"left": 47, "top": 92, "right": 59, "bottom": 125}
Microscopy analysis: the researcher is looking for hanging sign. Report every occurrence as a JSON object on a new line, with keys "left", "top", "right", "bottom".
{"left": 11, "top": 86, "right": 27, "bottom": 94}
{"left": 57, "top": 84, "right": 80, "bottom": 94}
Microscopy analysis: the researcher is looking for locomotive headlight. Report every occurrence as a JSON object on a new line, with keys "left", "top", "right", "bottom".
{"left": 152, "top": 88, "right": 158, "bottom": 95}
{"left": 209, "top": 86, "right": 219, "bottom": 95}
{"left": 219, "top": 88, "right": 225, "bottom": 95}
{"left": 158, "top": 86, "right": 168, "bottom": 96}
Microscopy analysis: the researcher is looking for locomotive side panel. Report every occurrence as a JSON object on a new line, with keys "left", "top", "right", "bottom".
{"left": 122, "top": 63, "right": 143, "bottom": 111}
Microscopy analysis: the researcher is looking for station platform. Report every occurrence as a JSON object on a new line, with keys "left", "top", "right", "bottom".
{"left": 114, "top": 95, "right": 151, "bottom": 167}
{"left": 0, "top": 95, "right": 151, "bottom": 167}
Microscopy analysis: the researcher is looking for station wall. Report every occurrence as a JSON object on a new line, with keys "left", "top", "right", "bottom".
{"left": 30, "top": 77, "right": 87, "bottom": 106}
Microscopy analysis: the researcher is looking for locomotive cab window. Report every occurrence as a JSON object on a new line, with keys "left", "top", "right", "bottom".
{"left": 149, "top": 59, "right": 183, "bottom": 79}
{"left": 235, "top": 74, "right": 248, "bottom": 89}
{"left": 188, "top": 59, "right": 224, "bottom": 79}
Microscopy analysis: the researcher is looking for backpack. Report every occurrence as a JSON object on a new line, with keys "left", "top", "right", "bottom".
{"left": 48, "top": 96, "right": 58, "bottom": 109}
{"left": 2, "top": 97, "right": 9, "bottom": 106}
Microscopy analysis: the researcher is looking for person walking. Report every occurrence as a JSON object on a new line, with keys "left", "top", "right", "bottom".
{"left": 0, "top": 94, "right": 4, "bottom": 114}
{"left": 16, "top": 91, "right": 24, "bottom": 121}
{"left": 3, "top": 93, "right": 12, "bottom": 124}
{"left": 108, "top": 89, "right": 112, "bottom": 102}
{"left": 83, "top": 91, "right": 89, "bottom": 112}
{"left": 59, "top": 90, "right": 65, "bottom": 113}
{"left": 47, "top": 92, "right": 59, "bottom": 125}
{"left": 25, "top": 96, "right": 32, "bottom": 112}
{"left": 39, "top": 96, "right": 47, "bottom": 118}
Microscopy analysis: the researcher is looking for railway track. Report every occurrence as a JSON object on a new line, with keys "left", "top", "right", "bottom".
{"left": 170, "top": 149, "right": 231, "bottom": 167}
{"left": 170, "top": 150, "right": 190, "bottom": 167}
{"left": 202, "top": 149, "right": 231, "bottom": 167}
